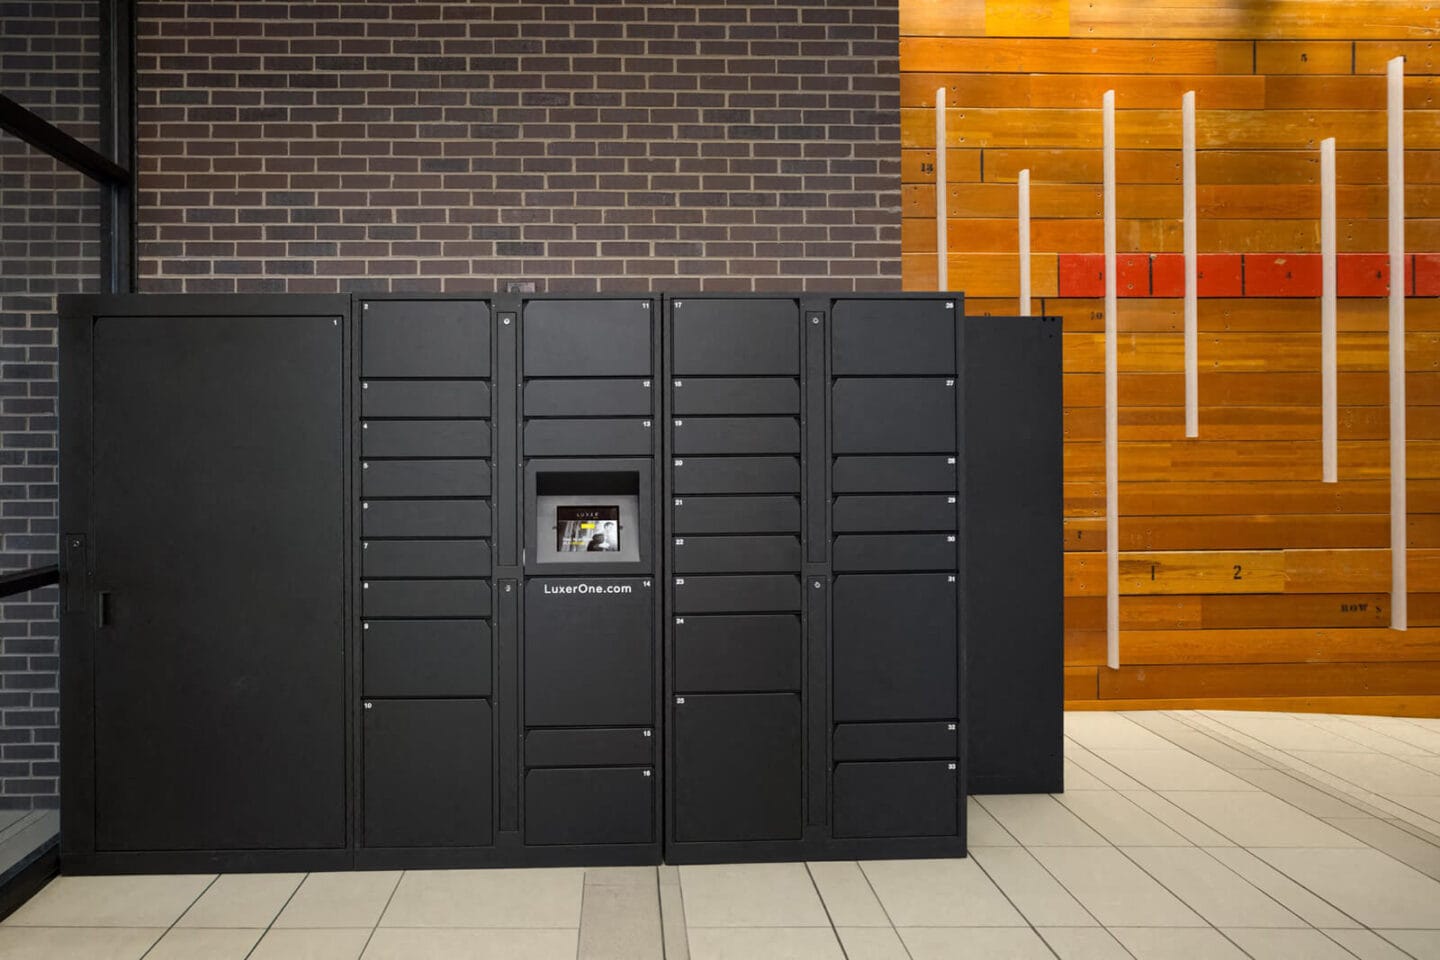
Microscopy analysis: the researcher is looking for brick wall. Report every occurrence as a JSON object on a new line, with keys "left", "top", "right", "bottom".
{"left": 0, "top": 1, "right": 101, "bottom": 810}
{"left": 136, "top": 0, "right": 902, "bottom": 295}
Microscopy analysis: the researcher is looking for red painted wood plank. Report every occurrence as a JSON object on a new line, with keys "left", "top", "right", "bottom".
{"left": 1151, "top": 253, "right": 1244, "bottom": 297}
{"left": 1244, "top": 254, "right": 1322, "bottom": 297}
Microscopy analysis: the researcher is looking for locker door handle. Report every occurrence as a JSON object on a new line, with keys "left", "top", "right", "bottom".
{"left": 96, "top": 591, "right": 111, "bottom": 628}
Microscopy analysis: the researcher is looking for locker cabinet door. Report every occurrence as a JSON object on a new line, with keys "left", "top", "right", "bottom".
{"left": 833, "top": 456, "right": 955, "bottom": 494}
{"left": 673, "top": 536, "right": 800, "bottom": 574}
{"left": 361, "top": 300, "right": 490, "bottom": 378}
{"left": 673, "top": 575, "right": 801, "bottom": 614}
{"left": 833, "top": 574, "right": 957, "bottom": 721}
{"left": 524, "top": 578, "right": 653, "bottom": 727}
{"left": 364, "top": 699, "right": 493, "bottom": 847}
{"left": 673, "top": 693, "right": 802, "bottom": 842}
{"left": 672, "top": 378, "right": 799, "bottom": 416}
{"left": 361, "top": 500, "right": 491, "bottom": 539}
{"left": 672, "top": 457, "right": 800, "bottom": 495}
{"left": 523, "top": 300, "right": 653, "bottom": 377}
{"left": 833, "top": 761, "right": 958, "bottom": 839}
{"left": 832, "top": 380, "right": 956, "bottom": 454}
{"left": 362, "top": 539, "right": 491, "bottom": 579}
{"left": 362, "top": 460, "right": 489, "bottom": 499}
{"left": 524, "top": 418, "right": 652, "bottom": 457}
{"left": 673, "top": 615, "right": 802, "bottom": 693}
{"left": 525, "top": 379, "right": 653, "bottom": 417}
{"left": 833, "top": 535, "right": 957, "bottom": 573}
{"left": 362, "top": 381, "right": 489, "bottom": 419}
{"left": 833, "top": 496, "right": 957, "bottom": 533}
{"left": 525, "top": 768, "right": 654, "bottom": 845}
{"left": 362, "top": 420, "right": 490, "bottom": 458}
{"left": 362, "top": 580, "right": 492, "bottom": 619}
{"left": 672, "top": 417, "right": 799, "bottom": 455}
{"left": 525, "top": 728, "right": 653, "bottom": 768}
{"left": 672, "top": 496, "right": 799, "bottom": 535}
{"left": 831, "top": 298, "right": 954, "bottom": 376}
{"left": 363, "top": 620, "right": 491, "bottom": 699}
{"left": 671, "top": 299, "right": 800, "bottom": 375}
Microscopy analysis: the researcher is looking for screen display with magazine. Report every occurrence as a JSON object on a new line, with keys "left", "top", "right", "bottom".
{"left": 556, "top": 505, "right": 621, "bottom": 553}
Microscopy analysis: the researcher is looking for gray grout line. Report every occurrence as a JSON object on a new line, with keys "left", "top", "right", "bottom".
{"left": 963, "top": 853, "right": 1064, "bottom": 960}
{"left": 136, "top": 873, "right": 221, "bottom": 960}
{"left": 242, "top": 872, "right": 311, "bottom": 960}
{"left": 801, "top": 862, "right": 851, "bottom": 960}
{"left": 853, "top": 860, "right": 917, "bottom": 960}
{"left": 574, "top": 876, "right": 587, "bottom": 960}
{"left": 356, "top": 868, "right": 405, "bottom": 960}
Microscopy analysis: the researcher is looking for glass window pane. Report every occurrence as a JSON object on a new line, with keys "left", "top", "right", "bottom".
{"left": 0, "top": 2, "right": 102, "bottom": 147}
{"left": 0, "top": 130, "right": 100, "bottom": 812}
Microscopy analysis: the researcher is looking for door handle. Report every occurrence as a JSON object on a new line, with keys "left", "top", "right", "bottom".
{"left": 96, "top": 591, "right": 111, "bottom": 628}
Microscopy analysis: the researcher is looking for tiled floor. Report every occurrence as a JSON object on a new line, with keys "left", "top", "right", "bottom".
{"left": 3, "top": 710, "right": 1439, "bottom": 959}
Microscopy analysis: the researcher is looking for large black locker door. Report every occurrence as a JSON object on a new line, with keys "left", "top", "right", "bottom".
{"left": 673, "top": 693, "right": 802, "bottom": 842}
{"left": 832, "top": 574, "right": 957, "bottom": 722}
{"left": 524, "top": 579, "right": 653, "bottom": 727}
{"left": 91, "top": 314, "right": 345, "bottom": 851}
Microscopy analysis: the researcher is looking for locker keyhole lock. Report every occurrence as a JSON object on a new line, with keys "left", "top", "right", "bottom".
{"left": 502, "top": 317, "right": 511, "bottom": 325}
{"left": 812, "top": 580, "right": 823, "bottom": 589}
{"left": 811, "top": 316, "right": 821, "bottom": 325}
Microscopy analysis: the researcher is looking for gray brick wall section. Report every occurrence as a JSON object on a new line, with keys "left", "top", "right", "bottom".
{"left": 136, "top": 0, "right": 903, "bottom": 294}
{"left": 0, "top": 1, "right": 101, "bottom": 810}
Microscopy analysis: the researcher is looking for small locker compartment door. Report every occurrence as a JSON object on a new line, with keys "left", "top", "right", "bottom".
{"left": 362, "top": 380, "right": 489, "bottom": 419}
{"left": 524, "top": 419, "right": 652, "bottom": 457}
{"left": 833, "top": 535, "right": 957, "bottom": 573}
{"left": 672, "top": 575, "right": 801, "bottom": 614}
{"left": 523, "top": 299, "right": 653, "bottom": 377}
{"left": 672, "top": 378, "right": 799, "bottom": 416}
{"left": 672, "top": 615, "right": 802, "bottom": 693}
{"left": 673, "top": 693, "right": 802, "bottom": 842}
{"left": 831, "top": 298, "right": 955, "bottom": 376}
{"left": 361, "top": 299, "right": 490, "bottom": 378}
{"left": 832, "top": 380, "right": 956, "bottom": 454}
{"left": 362, "top": 460, "right": 489, "bottom": 499}
{"left": 363, "top": 699, "right": 493, "bottom": 847}
{"left": 361, "top": 420, "right": 490, "bottom": 458}
{"left": 673, "top": 536, "right": 801, "bottom": 574}
{"left": 671, "top": 299, "right": 800, "bottom": 376}
{"left": 833, "top": 496, "right": 957, "bottom": 533}
{"left": 361, "top": 500, "right": 491, "bottom": 539}
{"left": 833, "top": 761, "right": 958, "bottom": 839}
{"left": 363, "top": 621, "right": 492, "bottom": 699}
{"left": 833, "top": 456, "right": 955, "bottom": 494}
{"left": 833, "top": 574, "right": 957, "bottom": 722}
{"left": 672, "top": 417, "right": 799, "bottom": 456}
{"left": 525, "top": 379, "right": 653, "bottom": 417}
{"left": 525, "top": 768, "right": 654, "bottom": 845}
{"left": 673, "top": 457, "right": 799, "bottom": 495}
{"left": 672, "top": 496, "right": 800, "bottom": 535}
{"left": 524, "top": 578, "right": 653, "bottom": 727}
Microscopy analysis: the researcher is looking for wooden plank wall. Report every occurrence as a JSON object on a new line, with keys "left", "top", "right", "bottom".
{"left": 899, "top": 0, "right": 1440, "bottom": 716}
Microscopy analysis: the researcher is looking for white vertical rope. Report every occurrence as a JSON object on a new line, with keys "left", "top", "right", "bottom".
{"left": 1182, "top": 91, "right": 1198, "bottom": 439}
{"left": 1104, "top": 90, "right": 1120, "bottom": 670}
{"left": 1321, "top": 137, "right": 1338, "bottom": 484}
{"left": 936, "top": 87, "right": 948, "bottom": 290}
{"left": 1388, "top": 57, "right": 1408, "bottom": 630}
{"left": 1018, "top": 169, "right": 1031, "bottom": 315}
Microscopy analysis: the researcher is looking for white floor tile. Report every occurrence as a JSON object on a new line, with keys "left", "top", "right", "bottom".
{"left": 380, "top": 868, "right": 585, "bottom": 928}
{"left": 1395, "top": 794, "right": 1440, "bottom": 821}
{"left": 0, "top": 926, "right": 161, "bottom": 960}
{"left": 362, "top": 928, "right": 580, "bottom": 960}
{"left": 1256, "top": 848, "right": 1440, "bottom": 929}
{"left": 1123, "top": 846, "right": 1304, "bottom": 927}
{"left": 687, "top": 927, "right": 844, "bottom": 960}
{"left": 249, "top": 927, "right": 371, "bottom": 960}
{"left": 1109, "top": 927, "right": 1247, "bottom": 959}
{"left": 1159, "top": 790, "right": 1366, "bottom": 847}
{"left": 860, "top": 858, "right": 1024, "bottom": 927}
{"left": 1202, "top": 847, "right": 1360, "bottom": 929}
{"left": 1121, "top": 791, "right": 1235, "bottom": 846}
{"left": 1037, "top": 927, "right": 1135, "bottom": 959}
{"left": 805, "top": 861, "right": 889, "bottom": 927}
{"left": 977, "top": 794, "right": 1108, "bottom": 846}
{"left": 835, "top": 927, "right": 909, "bottom": 960}
{"left": 970, "top": 847, "right": 1096, "bottom": 926}
{"left": 176, "top": 872, "right": 304, "bottom": 928}
{"left": 899, "top": 926, "right": 1055, "bottom": 960}
{"left": 968, "top": 797, "right": 1021, "bottom": 846}
{"left": 1323, "top": 929, "right": 1415, "bottom": 959}
{"left": 1056, "top": 790, "right": 1191, "bottom": 846}
{"left": 1067, "top": 747, "right": 1146, "bottom": 791}
{"left": 1378, "top": 929, "right": 1440, "bottom": 959}
{"left": 1222, "top": 927, "right": 1356, "bottom": 959}
{"left": 1356, "top": 720, "right": 1440, "bottom": 755}
{"left": 1322, "top": 817, "right": 1440, "bottom": 879}
{"left": 1207, "top": 713, "right": 1376, "bottom": 752}
{"left": 1028, "top": 846, "right": 1202, "bottom": 927}
{"left": 1063, "top": 759, "right": 1111, "bottom": 790}
{"left": 1065, "top": 712, "right": 1176, "bottom": 750}
{"left": 1307, "top": 718, "right": 1435, "bottom": 756}
{"left": 273, "top": 872, "right": 402, "bottom": 929}
{"left": 3, "top": 875, "right": 215, "bottom": 928}
{"left": 144, "top": 928, "right": 263, "bottom": 960}
{"left": 1290, "top": 751, "right": 1440, "bottom": 797}
{"left": 680, "top": 863, "right": 829, "bottom": 928}
{"left": 1093, "top": 748, "right": 1258, "bottom": 791}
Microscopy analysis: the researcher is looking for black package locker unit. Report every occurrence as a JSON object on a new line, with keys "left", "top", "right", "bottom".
{"left": 59, "top": 291, "right": 1059, "bottom": 874}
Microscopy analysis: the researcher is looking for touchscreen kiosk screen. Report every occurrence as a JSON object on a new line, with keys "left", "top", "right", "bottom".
{"left": 556, "top": 505, "right": 621, "bottom": 553}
